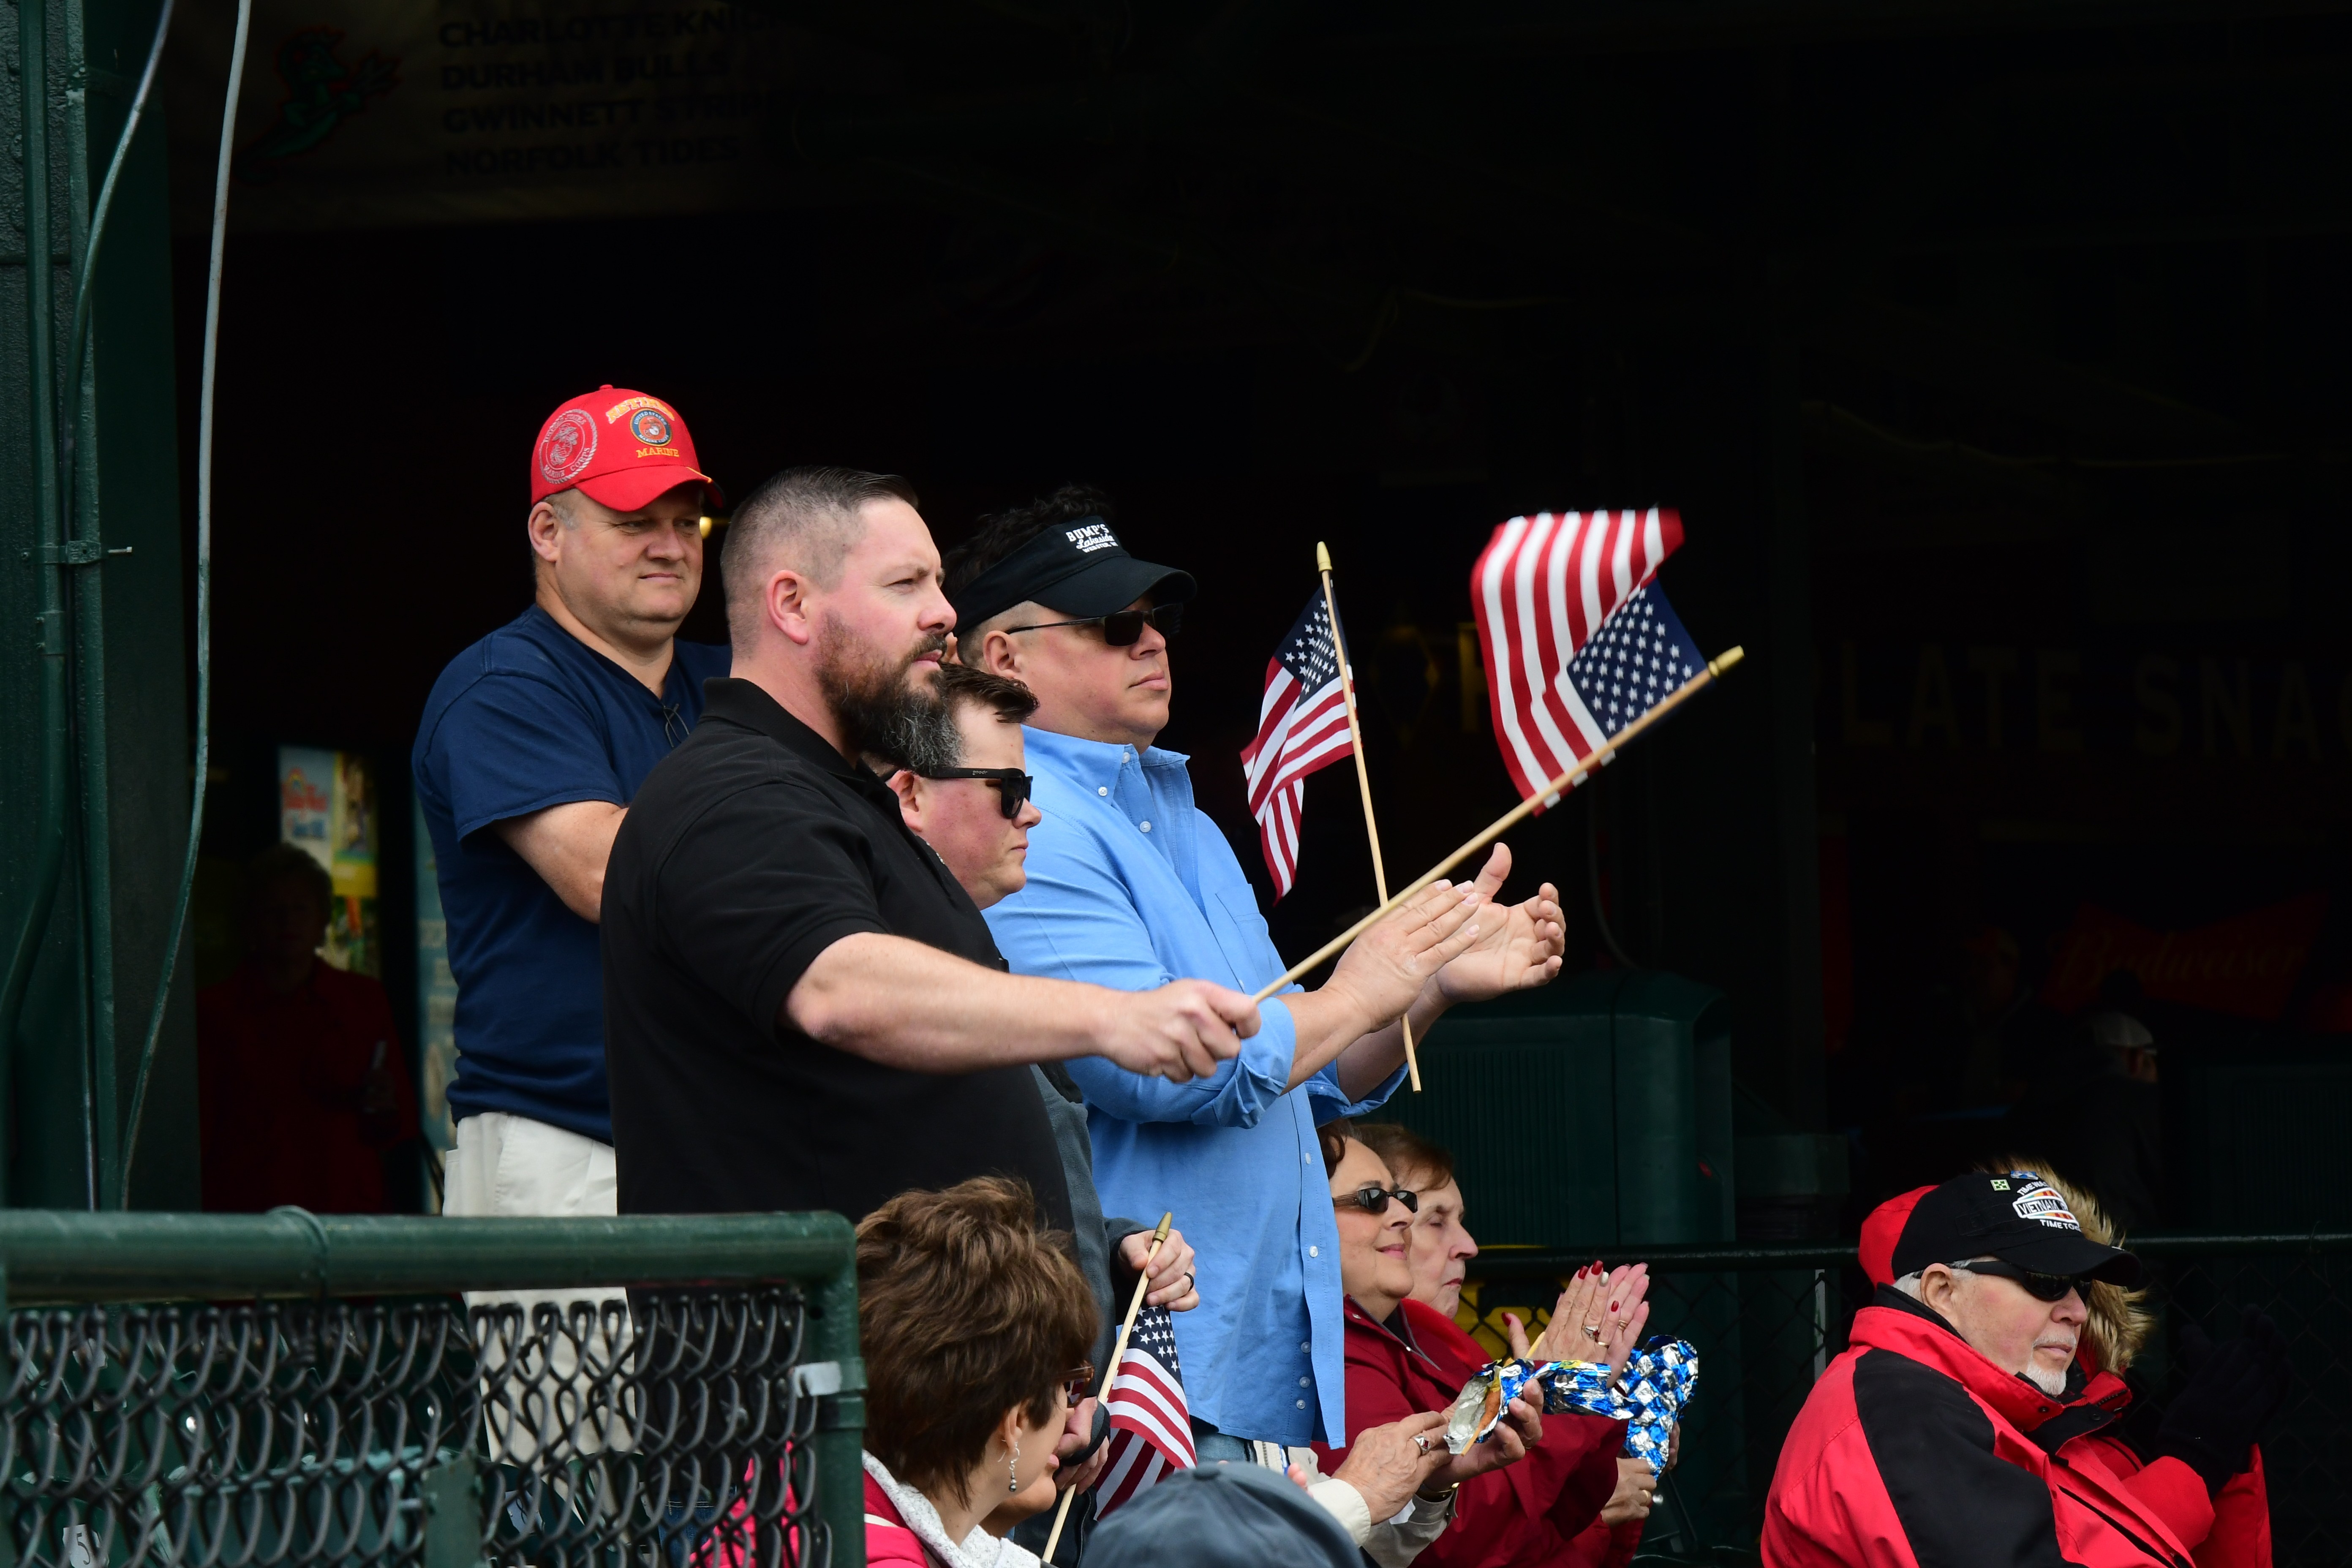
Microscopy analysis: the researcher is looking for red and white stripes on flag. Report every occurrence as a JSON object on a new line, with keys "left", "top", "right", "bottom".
{"left": 1239, "top": 592, "right": 1353, "bottom": 898}
{"left": 1094, "top": 1305, "right": 1194, "bottom": 1518}
{"left": 1470, "top": 509, "right": 1684, "bottom": 807}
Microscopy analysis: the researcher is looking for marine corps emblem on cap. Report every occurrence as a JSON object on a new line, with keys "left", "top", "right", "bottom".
{"left": 527, "top": 384, "right": 715, "bottom": 512}
{"left": 537, "top": 409, "right": 597, "bottom": 487}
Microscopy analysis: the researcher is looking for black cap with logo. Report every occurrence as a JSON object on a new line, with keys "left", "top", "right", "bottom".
{"left": 1891, "top": 1171, "right": 2143, "bottom": 1287}
{"left": 951, "top": 516, "right": 1198, "bottom": 632}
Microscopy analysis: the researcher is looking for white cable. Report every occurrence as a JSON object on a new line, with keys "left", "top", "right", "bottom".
{"left": 120, "top": 0, "right": 248, "bottom": 1199}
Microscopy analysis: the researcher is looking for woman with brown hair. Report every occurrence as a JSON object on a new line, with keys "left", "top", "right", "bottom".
{"left": 856, "top": 1177, "right": 1100, "bottom": 1567}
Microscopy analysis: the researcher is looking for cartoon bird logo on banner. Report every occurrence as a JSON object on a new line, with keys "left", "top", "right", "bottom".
{"left": 1469, "top": 509, "right": 1690, "bottom": 808}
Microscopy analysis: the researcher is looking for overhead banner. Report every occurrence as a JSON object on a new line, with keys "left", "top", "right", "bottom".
{"left": 166, "top": 0, "right": 796, "bottom": 229}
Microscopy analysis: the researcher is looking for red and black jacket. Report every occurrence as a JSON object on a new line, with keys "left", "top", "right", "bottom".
{"left": 1765, "top": 1290, "right": 2210, "bottom": 1568}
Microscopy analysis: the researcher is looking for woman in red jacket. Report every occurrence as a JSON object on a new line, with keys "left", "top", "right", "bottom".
{"left": 857, "top": 1177, "right": 1098, "bottom": 1568}
{"left": 1315, "top": 1119, "right": 1641, "bottom": 1568}
{"left": 1356, "top": 1122, "right": 1661, "bottom": 1568}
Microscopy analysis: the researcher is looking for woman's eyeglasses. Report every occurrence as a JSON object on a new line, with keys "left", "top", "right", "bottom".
{"left": 922, "top": 768, "right": 1033, "bottom": 820}
{"left": 1059, "top": 1364, "right": 1095, "bottom": 1405}
{"left": 1949, "top": 1259, "right": 2086, "bottom": 1302}
{"left": 1334, "top": 1184, "right": 1418, "bottom": 1217}
{"left": 999, "top": 603, "right": 1183, "bottom": 647}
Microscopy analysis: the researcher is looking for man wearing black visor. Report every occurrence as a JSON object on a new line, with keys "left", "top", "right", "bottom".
{"left": 945, "top": 486, "right": 1566, "bottom": 1467}
{"left": 1767, "top": 1171, "right": 2291, "bottom": 1568}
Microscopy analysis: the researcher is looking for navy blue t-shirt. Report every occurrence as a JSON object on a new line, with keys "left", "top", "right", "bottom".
{"left": 412, "top": 605, "right": 730, "bottom": 1143}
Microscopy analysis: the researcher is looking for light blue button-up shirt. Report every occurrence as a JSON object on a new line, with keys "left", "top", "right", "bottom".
{"left": 983, "top": 726, "right": 1405, "bottom": 1446}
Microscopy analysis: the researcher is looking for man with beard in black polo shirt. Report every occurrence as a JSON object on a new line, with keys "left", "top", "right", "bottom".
{"left": 601, "top": 466, "right": 1267, "bottom": 1227}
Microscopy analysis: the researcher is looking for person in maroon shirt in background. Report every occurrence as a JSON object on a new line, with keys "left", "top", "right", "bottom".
{"left": 198, "top": 844, "right": 418, "bottom": 1211}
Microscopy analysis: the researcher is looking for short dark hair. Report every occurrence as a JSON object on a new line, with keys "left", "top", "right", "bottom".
{"left": 942, "top": 484, "right": 1119, "bottom": 610}
{"left": 856, "top": 1178, "right": 1095, "bottom": 1508}
{"left": 722, "top": 466, "right": 920, "bottom": 642}
{"left": 1356, "top": 1123, "right": 1456, "bottom": 1193}
{"left": 241, "top": 842, "right": 332, "bottom": 919}
{"left": 934, "top": 663, "right": 1038, "bottom": 760}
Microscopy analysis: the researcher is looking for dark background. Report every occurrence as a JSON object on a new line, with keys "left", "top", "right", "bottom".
{"left": 172, "top": 1, "right": 2352, "bottom": 1227}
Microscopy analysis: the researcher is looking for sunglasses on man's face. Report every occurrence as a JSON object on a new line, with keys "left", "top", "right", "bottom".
{"left": 922, "top": 768, "right": 1034, "bottom": 820}
{"left": 1334, "top": 1184, "right": 1418, "bottom": 1217}
{"left": 999, "top": 602, "right": 1183, "bottom": 647}
{"left": 1950, "top": 1258, "right": 2087, "bottom": 1302}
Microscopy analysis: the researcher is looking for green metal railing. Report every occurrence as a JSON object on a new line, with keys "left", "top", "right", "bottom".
{"left": 0, "top": 1210, "right": 866, "bottom": 1568}
{"left": 1459, "top": 1235, "right": 2352, "bottom": 1565}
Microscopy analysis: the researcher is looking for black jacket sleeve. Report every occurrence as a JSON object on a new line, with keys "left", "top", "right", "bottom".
{"left": 1854, "top": 1348, "right": 2086, "bottom": 1568}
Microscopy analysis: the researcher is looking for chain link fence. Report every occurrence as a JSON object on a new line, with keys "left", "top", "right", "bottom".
{"left": 0, "top": 1211, "right": 865, "bottom": 1568}
{"left": 1464, "top": 1235, "right": 2350, "bottom": 1566}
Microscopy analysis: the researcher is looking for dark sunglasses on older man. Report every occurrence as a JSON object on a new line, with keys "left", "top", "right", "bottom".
{"left": 1949, "top": 1258, "right": 2087, "bottom": 1302}
{"left": 921, "top": 768, "right": 1034, "bottom": 820}
{"left": 1335, "top": 1183, "right": 1418, "bottom": 1217}
{"left": 999, "top": 603, "right": 1183, "bottom": 647}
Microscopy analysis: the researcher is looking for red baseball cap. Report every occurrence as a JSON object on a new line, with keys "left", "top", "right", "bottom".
{"left": 529, "top": 384, "right": 713, "bottom": 512}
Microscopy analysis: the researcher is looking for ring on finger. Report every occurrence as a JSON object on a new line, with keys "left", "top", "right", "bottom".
{"left": 1413, "top": 1434, "right": 1430, "bottom": 1456}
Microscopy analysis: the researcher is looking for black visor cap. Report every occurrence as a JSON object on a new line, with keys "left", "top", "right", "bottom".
{"left": 952, "top": 516, "right": 1198, "bottom": 631}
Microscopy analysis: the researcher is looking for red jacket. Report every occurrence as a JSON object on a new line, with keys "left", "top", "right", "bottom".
{"left": 1315, "top": 1295, "right": 1628, "bottom": 1568}
{"left": 1766, "top": 1291, "right": 2210, "bottom": 1568}
{"left": 2080, "top": 1417, "right": 2270, "bottom": 1568}
{"left": 197, "top": 961, "right": 417, "bottom": 1213}
{"left": 862, "top": 1472, "right": 935, "bottom": 1568}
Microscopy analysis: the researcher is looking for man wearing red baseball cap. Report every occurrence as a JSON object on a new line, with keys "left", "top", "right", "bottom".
{"left": 412, "top": 386, "right": 729, "bottom": 1228}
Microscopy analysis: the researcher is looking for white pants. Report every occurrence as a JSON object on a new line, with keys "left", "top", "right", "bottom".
{"left": 445, "top": 1112, "right": 632, "bottom": 1461}
{"left": 444, "top": 1110, "right": 618, "bottom": 1222}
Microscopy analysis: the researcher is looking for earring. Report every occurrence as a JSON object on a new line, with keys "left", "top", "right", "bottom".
{"left": 1007, "top": 1440, "right": 1021, "bottom": 1493}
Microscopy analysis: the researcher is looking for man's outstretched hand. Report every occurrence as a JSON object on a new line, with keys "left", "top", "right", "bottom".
{"left": 1432, "top": 844, "right": 1565, "bottom": 1005}
{"left": 1100, "top": 980, "right": 1260, "bottom": 1082}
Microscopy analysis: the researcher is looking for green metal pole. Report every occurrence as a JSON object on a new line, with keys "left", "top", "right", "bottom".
{"left": 0, "top": 1209, "right": 864, "bottom": 1299}
{"left": 61, "top": 11, "right": 117, "bottom": 1209}
{"left": 1, "top": 0, "right": 81, "bottom": 1211}
{"left": 811, "top": 1259, "right": 867, "bottom": 1568}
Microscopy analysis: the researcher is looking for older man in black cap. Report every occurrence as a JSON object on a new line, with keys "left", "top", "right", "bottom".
{"left": 1766, "top": 1170, "right": 2290, "bottom": 1568}
{"left": 948, "top": 484, "right": 1565, "bottom": 1469}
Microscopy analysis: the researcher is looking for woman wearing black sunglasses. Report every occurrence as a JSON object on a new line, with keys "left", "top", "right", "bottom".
{"left": 1295, "top": 1120, "right": 1543, "bottom": 1565}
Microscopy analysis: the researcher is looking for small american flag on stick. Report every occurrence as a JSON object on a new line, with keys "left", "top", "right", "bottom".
{"left": 1471, "top": 509, "right": 1685, "bottom": 807}
{"left": 1239, "top": 593, "right": 1353, "bottom": 897}
{"left": 1094, "top": 1304, "right": 1193, "bottom": 1517}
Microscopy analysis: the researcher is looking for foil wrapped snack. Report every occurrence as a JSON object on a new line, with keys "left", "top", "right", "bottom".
{"left": 1441, "top": 1335, "right": 1700, "bottom": 1474}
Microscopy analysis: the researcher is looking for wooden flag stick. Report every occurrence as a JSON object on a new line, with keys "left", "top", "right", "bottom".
{"left": 1249, "top": 648, "right": 1745, "bottom": 1006}
{"left": 1317, "top": 542, "right": 1420, "bottom": 1092}
{"left": 1042, "top": 1211, "right": 1173, "bottom": 1562}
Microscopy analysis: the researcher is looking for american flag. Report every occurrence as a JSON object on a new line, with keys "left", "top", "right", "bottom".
{"left": 1239, "top": 592, "right": 1353, "bottom": 898}
{"left": 1470, "top": 509, "right": 1686, "bottom": 807}
{"left": 1094, "top": 1305, "right": 1193, "bottom": 1517}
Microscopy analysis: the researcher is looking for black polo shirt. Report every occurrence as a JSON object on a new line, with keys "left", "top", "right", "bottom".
{"left": 601, "top": 677, "right": 1072, "bottom": 1230}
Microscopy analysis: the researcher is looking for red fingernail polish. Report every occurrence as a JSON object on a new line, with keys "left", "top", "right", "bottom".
{"left": 1610, "top": 1301, "right": 1620, "bottom": 1312}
